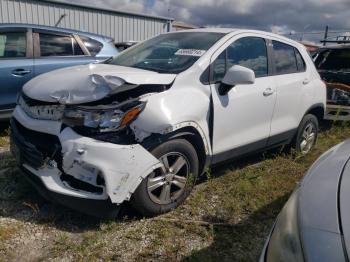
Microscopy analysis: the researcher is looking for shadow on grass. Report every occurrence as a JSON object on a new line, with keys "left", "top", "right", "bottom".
{"left": 182, "top": 194, "right": 290, "bottom": 262}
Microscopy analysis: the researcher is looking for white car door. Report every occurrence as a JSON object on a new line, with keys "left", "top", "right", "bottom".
{"left": 210, "top": 36, "right": 277, "bottom": 163}
{"left": 267, "top": 40, "right": 310, "bottom": 145}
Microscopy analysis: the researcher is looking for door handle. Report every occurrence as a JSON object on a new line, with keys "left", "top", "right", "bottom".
{"left": 12, "top": 69, "right": 31, "bottom": 76}
{"left": 303, "top": 78, "right": 310, "bottom": 85}
{"left": 263, "top": 88, "right": 275, "bottom": 96}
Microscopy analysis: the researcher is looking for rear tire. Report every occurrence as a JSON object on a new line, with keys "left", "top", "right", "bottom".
{"left": 131, "top": 139, "right": 199, "bottom": 217}
{"left": 292, "top": 114, "right": 319, "bottom": 154}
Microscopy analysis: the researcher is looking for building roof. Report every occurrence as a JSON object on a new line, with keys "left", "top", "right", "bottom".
{"left": 40, "top": 0, "right": 174, "bottom": 21}
{"left": 0, "top": 23, "right": 114, "bottom": 41}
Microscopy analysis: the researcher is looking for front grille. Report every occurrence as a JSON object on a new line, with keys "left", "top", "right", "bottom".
{"left": 10, "top": 119, "right": 62, "bottom": 169}
{"left": 18, "top": 94, "right": 65, "bottom": 121}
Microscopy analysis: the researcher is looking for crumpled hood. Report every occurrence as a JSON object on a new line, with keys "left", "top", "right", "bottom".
{"left": 23, "top": 64, "right": 176, "bottom": 104}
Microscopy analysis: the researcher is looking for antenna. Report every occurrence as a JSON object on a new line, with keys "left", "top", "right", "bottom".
{"left": 55, "top": 14, "right": 67, "bottom": 27}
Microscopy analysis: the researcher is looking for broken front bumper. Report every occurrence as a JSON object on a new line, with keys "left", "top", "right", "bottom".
{"left": 11, "top": 106, "right": 162, "bottom": 209}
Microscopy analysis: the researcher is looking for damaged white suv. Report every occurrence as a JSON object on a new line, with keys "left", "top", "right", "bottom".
{"left": 10, "top": 29, "right": 326, "bottom": 217}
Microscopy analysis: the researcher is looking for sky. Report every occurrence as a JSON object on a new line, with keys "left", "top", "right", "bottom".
{"left": 58, "top": 0, "right": 350, "bottom": 44}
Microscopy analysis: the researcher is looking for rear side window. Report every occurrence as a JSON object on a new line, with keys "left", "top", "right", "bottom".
{"left": 272, "top": 41, "right": 298, "bottom": 74}
{"left": 295, "top": 48, "right": 306, "bottom": 72}
{"left": 213, "top": 37, "right": 268, "bottom": 81}
{"left": 80, "top": 36, "right": 103, "bottom": 56}
{"left": 0, "top": 32, "right": 26, "bottom": 58}
{"left": 39, "top": 33, "right": 83, "bottom": 57}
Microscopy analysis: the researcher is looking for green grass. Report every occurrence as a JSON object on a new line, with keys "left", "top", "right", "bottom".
{"left": 0, "top": 122, "right": 349, "bottom": 261}
{"left": 0, "top": 127, "right": 9, "bottom": 148}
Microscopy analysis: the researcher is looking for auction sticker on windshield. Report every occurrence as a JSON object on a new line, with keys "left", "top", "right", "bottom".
{"left": 175, "top": 49, "right": 206, "bottom": 57}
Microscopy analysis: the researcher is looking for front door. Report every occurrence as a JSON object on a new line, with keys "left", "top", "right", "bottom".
{"left": 211, "top": 36, "right": 276, "bottom": 163}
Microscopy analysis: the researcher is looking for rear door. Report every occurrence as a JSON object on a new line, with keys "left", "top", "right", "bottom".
{"left": 33, "top": 30, "right": 96, "bottom": 77}
{"left": 0, "top": 28, "right": 34, "bottom": 113}
{"left": 267, "top": 40, "right": 309, "bottom": 146}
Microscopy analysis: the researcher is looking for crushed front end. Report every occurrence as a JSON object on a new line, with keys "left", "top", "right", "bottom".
{"left": 10, "top": 92, "right": 163, "bottom": 217}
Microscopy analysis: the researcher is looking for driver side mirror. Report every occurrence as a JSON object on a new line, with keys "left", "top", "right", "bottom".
{"left": 218, "top": 65, "right": 255, "bottom": 96}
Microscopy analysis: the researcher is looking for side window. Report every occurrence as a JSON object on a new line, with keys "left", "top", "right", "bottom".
{"left": 213, "top": 37, "right": 268, "bottom": 82}
{"left": 295, "top": 48, "right": 306, "bottom": 72}
{"left": 227, "top": 37, "right": 268, "bottom": 77}
{"left": 0, "top": 32, "right": 26, "bottom": 58}
{"left": 272, "top": 41, "right": 298, "bottom": 74}
{"left": 213, "top": 51, "right": 226, "bottom": 82}
{"left": 79, "top": 36, "right": 103, "bottom": 56}
{"left": 39, "top": 33, "right": 81, "bottom": 57}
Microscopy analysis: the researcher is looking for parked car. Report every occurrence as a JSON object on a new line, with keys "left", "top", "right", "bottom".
{"left": 10, "top": 28, "right": 326, "bottom": 217}
{"left": 260, "top": 139, "right": 350, "bottom": 262}
{"left": 313, "top": 45, "right": 350, "bottom": 121}
{"left": 0, "top": 23, "right": 119, "bottom": 119}
{"left": 115, "top": 41, "right": 138, "bottom": 52}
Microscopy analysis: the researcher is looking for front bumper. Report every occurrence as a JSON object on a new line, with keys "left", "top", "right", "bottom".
{"left": 20, "top": 166, "right": 120, "bottom": 218}
{"left": 11, "top": 105, "right": 162, "bottom": 207}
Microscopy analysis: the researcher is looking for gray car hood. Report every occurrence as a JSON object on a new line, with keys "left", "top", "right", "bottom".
{"left": 23, "top": 64, "right": 176, "bottom": 104}
{"left": 299, "top": 140, "right": 350, "bottom": 261}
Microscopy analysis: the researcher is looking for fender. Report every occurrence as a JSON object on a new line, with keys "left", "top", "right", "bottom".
{"left": 130, "top": 88, "right": 213, "bottom": 155}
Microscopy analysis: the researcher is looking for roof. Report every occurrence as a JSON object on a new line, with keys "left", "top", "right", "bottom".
{"left": 170, "top": 28, "right": 300, "bottom": 41}
{"left": 40, "top": 0, "right": 174, "bottom": 21}
{"left": 0, "top": 23, "right": 114, "bottom": 41}
{"left": 164, "top": 28, "right": 305, "bottom": 50}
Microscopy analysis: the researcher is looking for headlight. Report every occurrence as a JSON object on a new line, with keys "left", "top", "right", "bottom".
{"left": 63, "top": 102, "right": 145, "bottom": 132}
{"left": 266, "top": 190, "right": 304, "bottom": 262}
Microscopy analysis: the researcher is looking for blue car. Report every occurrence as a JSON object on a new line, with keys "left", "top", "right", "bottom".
{"left": 0, "top": 23, "right": 119, "bottom": 119}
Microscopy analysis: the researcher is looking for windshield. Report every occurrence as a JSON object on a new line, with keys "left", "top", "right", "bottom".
{"left": 109, "top": 32, "right": 225, "bottom": 74}
{"left": 314, "top": 48, "right": 350, "bottom": 71}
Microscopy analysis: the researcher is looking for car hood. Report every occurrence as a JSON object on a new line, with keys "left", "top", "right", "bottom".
{"left": 298, "top": 140, "right": 350, "bottom": 260}
{"left": 23, "top": 64, "right": 176, "bottom": 104}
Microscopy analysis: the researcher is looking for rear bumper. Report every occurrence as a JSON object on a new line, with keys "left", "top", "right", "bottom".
{"left": 11, "top": 105, "right": 162, "bottom": 210}
{"left": 325, "top": 104, "right": 350, "bottom": 121}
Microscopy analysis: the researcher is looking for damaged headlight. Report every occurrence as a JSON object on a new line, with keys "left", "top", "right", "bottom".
{"left": 63, "top": 102, "right": 145, "bottom": 132}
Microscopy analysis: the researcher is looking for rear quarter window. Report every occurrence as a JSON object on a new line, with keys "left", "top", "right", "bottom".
{"left": 295, "top": 48, "right": 306, "bottom": 72}
{"left": 80, "top": 36, "right": 103, "bottom": 56}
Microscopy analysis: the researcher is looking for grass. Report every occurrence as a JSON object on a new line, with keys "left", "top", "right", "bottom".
{"left": 0, "top": 121, "right": 349, "bottom": 261}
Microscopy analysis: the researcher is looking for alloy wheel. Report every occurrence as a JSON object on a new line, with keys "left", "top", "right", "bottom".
{"left": 300, "top": 123, "right": 316, "bottom": 154}
{"left": 147, "top": 152, "right": 190, "bottom": 205}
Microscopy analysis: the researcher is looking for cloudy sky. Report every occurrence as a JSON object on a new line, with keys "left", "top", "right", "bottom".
{"left": 58, "top": 0, "right": 350, "bottom": 43}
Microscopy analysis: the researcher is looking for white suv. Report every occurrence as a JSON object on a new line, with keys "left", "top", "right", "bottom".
{"left": 10, "top": 29, "right": 326, "bottom": 217}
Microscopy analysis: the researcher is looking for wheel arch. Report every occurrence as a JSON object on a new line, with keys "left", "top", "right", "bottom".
{"left": 141, "top": 126, "right": 210, "bottom": 176}
{"left": 304, "top": 103, "right": 325, "bottom": 124}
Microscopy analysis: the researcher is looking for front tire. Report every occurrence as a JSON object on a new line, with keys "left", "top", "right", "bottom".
{"left": 131, "top": 139, "right": 199, "bottom": 216}
{"left": 293, "top": 114, "right": 319, "bottom": 154}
